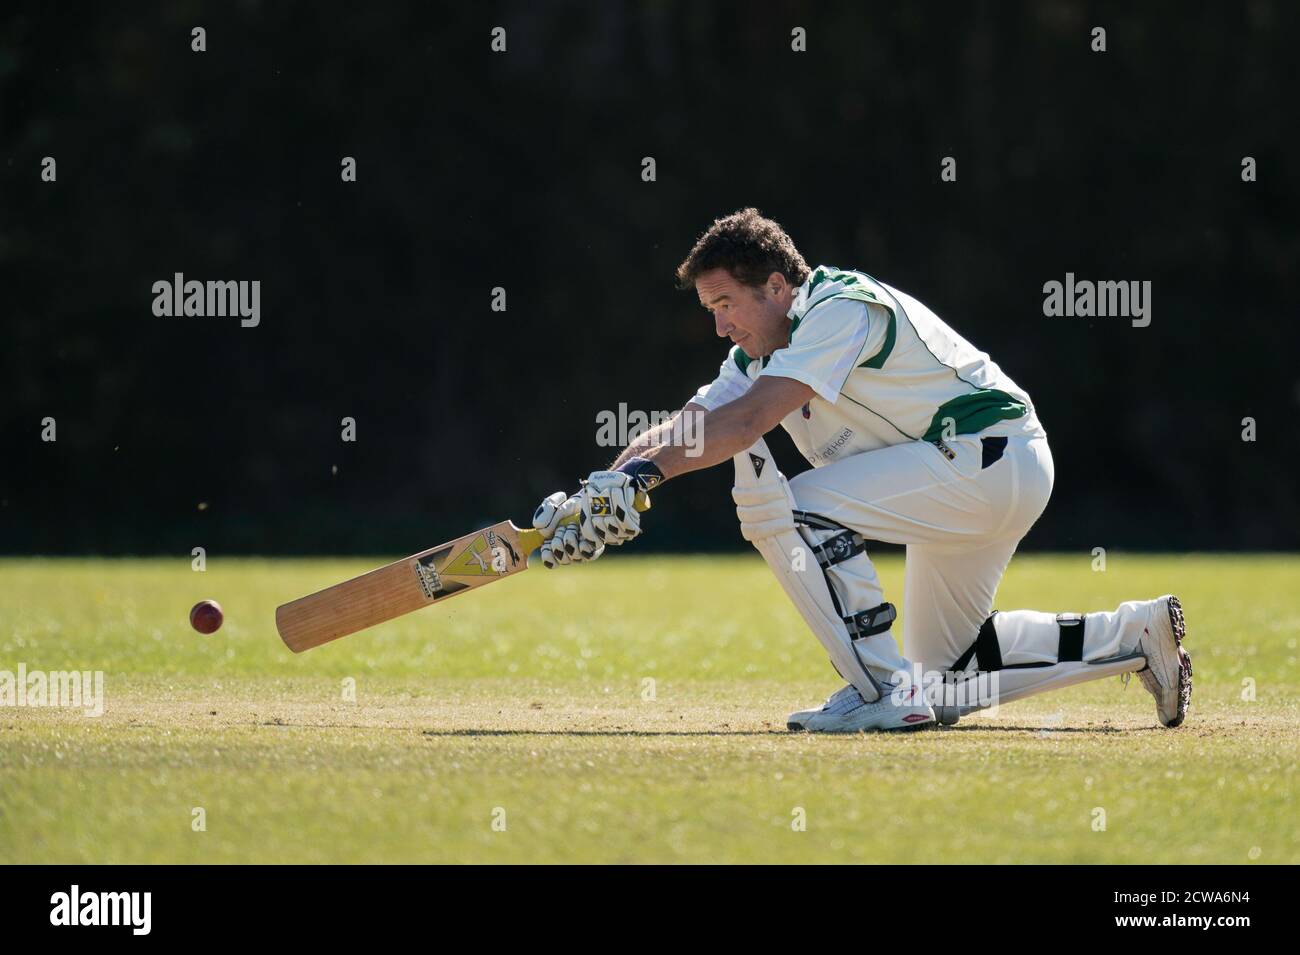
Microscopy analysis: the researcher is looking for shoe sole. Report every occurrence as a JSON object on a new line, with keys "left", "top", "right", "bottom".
{"left": 786, "top": 716, "right": 936, "bottom": 733}
{"left": 1141, "top": 594, "right": 1192, "bottom": 727}
{"left": 1164, "top": 595, "right": 1192, "bottom": 728}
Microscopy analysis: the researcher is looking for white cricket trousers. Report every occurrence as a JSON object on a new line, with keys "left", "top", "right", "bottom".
{"left": 786, "top": 430, "right": 1136, "bottom": 675}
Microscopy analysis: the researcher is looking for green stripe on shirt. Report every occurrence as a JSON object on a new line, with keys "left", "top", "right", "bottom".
{"left": 858, "top": 310, "right": 896, "bottom": 369}
{"left": 922, "top": 389, "right": 1028, "bottom": 442}
{"left": 731, "top": 345, "right": 753, "bottom": 375}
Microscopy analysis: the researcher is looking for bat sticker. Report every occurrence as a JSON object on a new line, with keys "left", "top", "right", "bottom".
{"left": 414, "top": 554, "right": 446, "bottom": 599}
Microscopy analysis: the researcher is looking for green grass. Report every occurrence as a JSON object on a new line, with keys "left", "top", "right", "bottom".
{"left": 1, "top": 554, "right": 1297, "bottom": 863}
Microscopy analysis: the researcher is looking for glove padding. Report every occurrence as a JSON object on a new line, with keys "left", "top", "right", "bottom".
{"left": 532, "top": 490, "right": 604, "bottom": 569}
{"left": 579, "top": 471, "right": 643, "bottom": 546}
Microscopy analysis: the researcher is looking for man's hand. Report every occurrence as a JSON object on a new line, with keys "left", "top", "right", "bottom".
{"left": 530, "top": 462, "right": 656, "bottom": 568}
{"left": 578, "top": 470, "right": 646, "bottom": 545}
{"left": 531, "top": 491, "right": 603, "bottom": 568}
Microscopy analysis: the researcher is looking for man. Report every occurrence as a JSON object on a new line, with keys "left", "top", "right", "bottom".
{"left": 533, "top": 208, "right": 1192, "bottom": 733}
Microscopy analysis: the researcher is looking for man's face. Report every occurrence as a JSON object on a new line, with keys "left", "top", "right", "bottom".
{"left": 695, "top": 268, "right": 796, "bottom": 359}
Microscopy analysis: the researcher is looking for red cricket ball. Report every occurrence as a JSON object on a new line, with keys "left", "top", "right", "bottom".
{"left": 189, "top": 599, "right": 224, "bottom": 634}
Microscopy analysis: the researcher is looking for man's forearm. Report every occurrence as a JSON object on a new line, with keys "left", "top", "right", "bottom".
{"left": 606, "top": 376, "right": 813, "bottom": 485}
{"left": 639, "top": 399, "right": 764, "bottom": 480}
{"left": 609, "top": 412, "right": 687, "bottom": 469}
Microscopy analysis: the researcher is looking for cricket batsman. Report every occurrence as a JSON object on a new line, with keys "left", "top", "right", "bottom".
{"left": 532, "top": 208, "right": 1192, "bottom": 733}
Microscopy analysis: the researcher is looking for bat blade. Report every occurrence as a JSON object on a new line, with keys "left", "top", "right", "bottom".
{"left": 276, "top": 518, "right": 541, "bottom": 652}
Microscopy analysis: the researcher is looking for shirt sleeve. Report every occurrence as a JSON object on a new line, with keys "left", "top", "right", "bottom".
{"left": 690, "top": 347, "right": 754, "bottom": 411}
{"left": 761, "top": 299, "right": 889, "bottom": 403}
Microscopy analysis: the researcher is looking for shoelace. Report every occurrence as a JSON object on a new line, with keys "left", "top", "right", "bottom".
{"left": 823, "top": 682, "right": 902, "bottom": 714}
{"left": 823, "top": 685, "right": 867, "bottom": 714}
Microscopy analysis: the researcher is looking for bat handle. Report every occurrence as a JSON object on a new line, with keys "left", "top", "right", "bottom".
{"left": 521, "top": 489, "right": 652, "bottom": 555}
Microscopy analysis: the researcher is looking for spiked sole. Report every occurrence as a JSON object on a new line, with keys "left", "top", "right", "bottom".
{"left": 1139, "top": 594, "right": 1192, "bottom": 727}
{"left": 1164, "top": 595, "right": 1193, "bottom": 727}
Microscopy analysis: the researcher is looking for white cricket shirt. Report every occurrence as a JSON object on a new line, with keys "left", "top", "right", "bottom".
{"left": 691, "top": 266, "right": 1044, "bottom": 467}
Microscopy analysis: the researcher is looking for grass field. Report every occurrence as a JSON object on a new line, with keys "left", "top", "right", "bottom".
{"left": 1, "top": 554, "right": 1297, "bottom": 864}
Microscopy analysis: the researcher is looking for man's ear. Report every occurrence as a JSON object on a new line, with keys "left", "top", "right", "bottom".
{"left": 767, "top": 271, "right": 787, "bottom": 296}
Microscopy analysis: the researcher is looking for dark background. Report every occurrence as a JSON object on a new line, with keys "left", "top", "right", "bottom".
{"left": 2, "top": 1, "right": 1296, "bottom": 555}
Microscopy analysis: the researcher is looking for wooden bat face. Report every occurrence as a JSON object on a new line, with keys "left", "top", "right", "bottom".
{"left": 275, "top": 492, "right": 646, "bottom": 653}
{"left": 275, "top": 519, "right": 544, "bottom": 653}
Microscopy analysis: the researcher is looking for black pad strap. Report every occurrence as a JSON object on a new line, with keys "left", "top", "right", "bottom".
{"left": 845, "top": 602, "right": 897, "bottom": 638}
{"left": 951, "top": 613, "right": 1004, "bottom": 672}
{"left": 1057, "top": 614, "right": 1085, "bottom": 662}
{"left": 812, "top": 529, "right": 867, "bottom": 569}
{"left": 791, "top": 510, "right": 849, "bottom": 532}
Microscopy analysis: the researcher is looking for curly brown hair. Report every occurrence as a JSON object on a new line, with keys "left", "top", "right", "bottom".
{"left": 674, "top": 207, "right": 810, "bottom": 291}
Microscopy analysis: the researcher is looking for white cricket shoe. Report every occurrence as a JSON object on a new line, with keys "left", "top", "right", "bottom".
{"left": 1135, "top": 595, "right": 1192, "bottom": 727}
{"left": 787, "top": 682, "right": 936, "bottom": 733}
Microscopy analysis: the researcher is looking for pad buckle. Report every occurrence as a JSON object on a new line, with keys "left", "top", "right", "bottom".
{"left": 813, "top": 529, "right": 866, "bottom": 569}
{"left": 845, "top": 602, "right": 897, "bottom": 637}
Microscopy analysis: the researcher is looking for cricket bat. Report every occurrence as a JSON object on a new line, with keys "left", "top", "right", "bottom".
{"left": 275, "top": 492, "right": 649, "bottom": 652}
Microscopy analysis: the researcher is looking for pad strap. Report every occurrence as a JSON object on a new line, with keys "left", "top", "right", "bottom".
{"left": 811, "top": 529, "right": 867, "bottom": 569}
{"left": 791, "top": 510, "right": 849, "bottom": 532}
{"left": 951, "top": 614, "right": 1004, "bottom": 672}
{"left": 951, "top": 612, "right": 1089, "bottom": 673}
{"left": 1057, "top": 614, "right": 1086, "bottom": 662}
{"left": 845, "top": 602, "right": 897, "bottom": 638}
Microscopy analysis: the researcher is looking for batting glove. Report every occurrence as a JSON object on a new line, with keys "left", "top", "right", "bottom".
{"left": 532, "top": 491, "right": 604, "bottom": 569}
{"left": 580, "top": 455, "right": 661, "bottom": 545}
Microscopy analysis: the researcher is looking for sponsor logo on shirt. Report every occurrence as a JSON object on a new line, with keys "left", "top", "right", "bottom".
{"left": 808, "top": 427, "right": 854, "bottom": 464}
